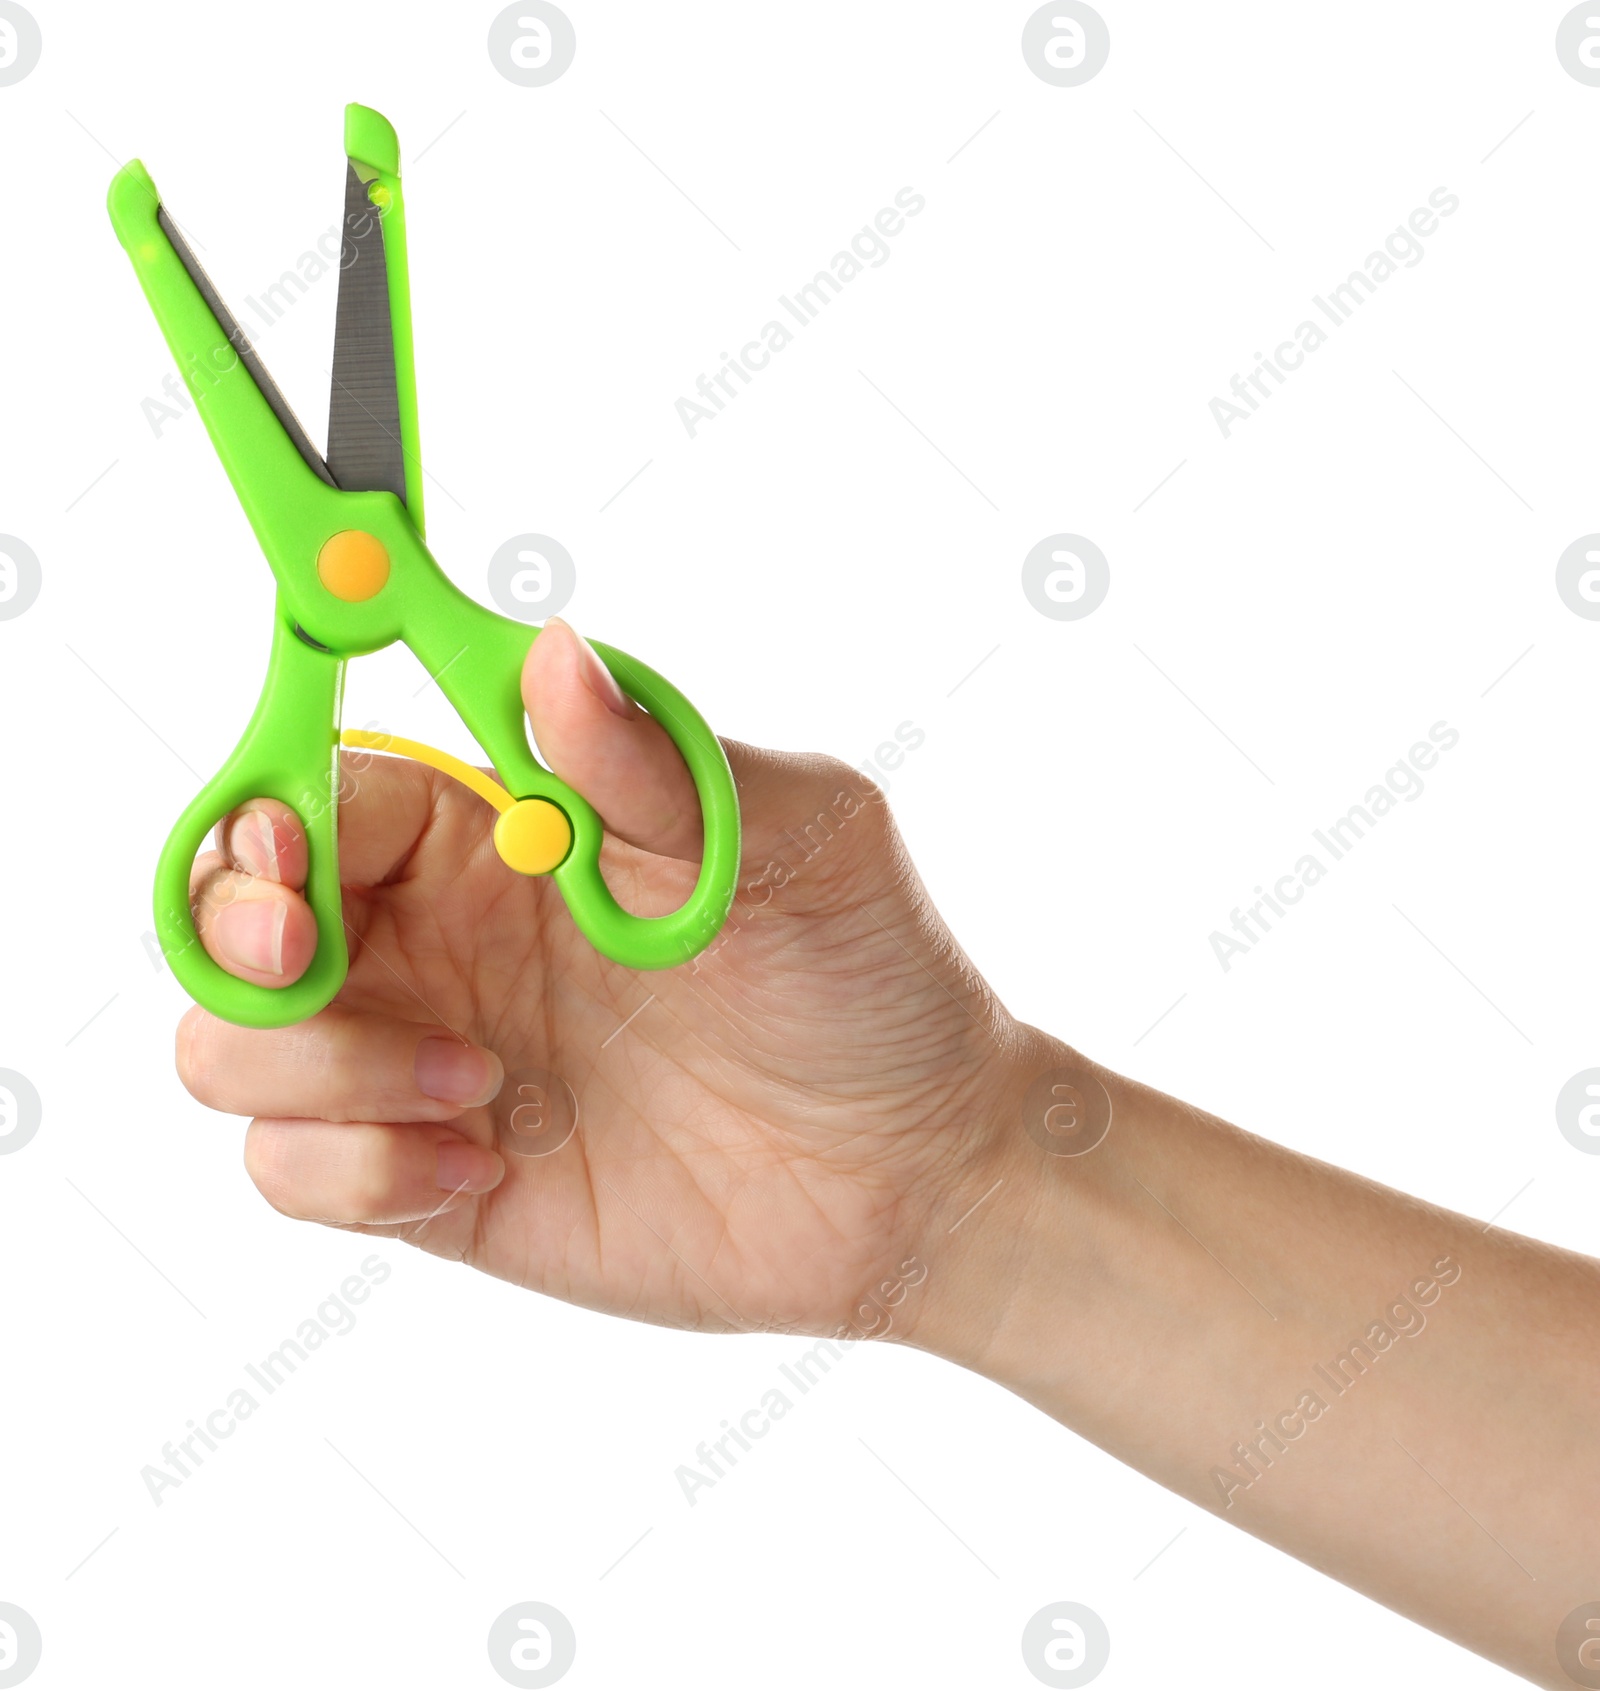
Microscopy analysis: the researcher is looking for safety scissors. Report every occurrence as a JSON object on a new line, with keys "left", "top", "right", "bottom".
{"left": 108, "top": 104, "right": 740, "bottom": 1029}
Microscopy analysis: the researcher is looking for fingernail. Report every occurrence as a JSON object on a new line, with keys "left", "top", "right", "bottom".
{"left": 415, "top": 1037, "right": 503, "bottom": 1107}
{"left": 555, "top": 617, "right": 631, "bottom": 717}
{"left": 231, "top": 811, "right": 281, "bottom": 882}
{"left": 214, "top": 898, "right": 286, "bottom": 976}
{"left": 435, "top": 1140, "right": 504, "bottom": 1194}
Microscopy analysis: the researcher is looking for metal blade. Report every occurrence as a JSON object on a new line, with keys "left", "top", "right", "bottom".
{"left": 326, "top": 162, "right": 406, "bottom": 502}
{"left": 157, "top": 207, "right": 335, "bottom": 487}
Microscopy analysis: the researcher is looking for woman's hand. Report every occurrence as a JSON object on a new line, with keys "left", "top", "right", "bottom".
{"left": 173, "top": 617, "right": 1600, "bottom": 1683}
{"left": 176, "top": 618, "right": 1021, "bottom": 1340}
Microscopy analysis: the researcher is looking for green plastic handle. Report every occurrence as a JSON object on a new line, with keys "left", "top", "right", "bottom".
{"left": 564, "top": 639, "right": 740, "bottom": 965}
{"left": 154, "top": 605, "right": 350, "bottom": 1030}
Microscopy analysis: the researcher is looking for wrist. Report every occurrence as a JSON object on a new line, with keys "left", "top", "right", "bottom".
{"left": 899, "top": 1037, "right": 1323, "bottom": 1470}
{"left": 894, "top": 1027, "right": 1120, "bottom": 1379}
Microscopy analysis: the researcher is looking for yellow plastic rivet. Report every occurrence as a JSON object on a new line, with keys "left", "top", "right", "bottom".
{"left": 494, "top": 798, "right": 573, "bottom": 876}
{"left": 317, "top": 529, "right": 390, "bottom": 601}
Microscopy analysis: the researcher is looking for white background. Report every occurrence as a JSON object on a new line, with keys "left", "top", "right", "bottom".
{"left": 1, "top": 2, "right": 1595, "bottom": 1686}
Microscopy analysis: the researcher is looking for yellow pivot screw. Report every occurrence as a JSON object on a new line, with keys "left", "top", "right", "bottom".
{"left": 318, "top": 529, "right": 390, "bottom": 601}
{"left": 494, "top": 798, "right": 573, "bottom": 875}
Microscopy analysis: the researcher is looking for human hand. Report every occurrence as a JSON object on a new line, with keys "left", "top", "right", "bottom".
{"left": 175, "top": 618, "right": 1021, "bottom": 1340}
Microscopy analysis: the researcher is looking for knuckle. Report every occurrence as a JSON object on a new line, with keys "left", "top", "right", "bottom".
{"left": 347, "top": 1165, "right": 401, "bottom": 1224}
{"left": 242, "top": 1120, "right": 299, "bottom": 1214}
{"left": 245, "top": 1119, "right": 398, "bottom": 1226}
{"left": 315, "top": 1017, "right": 364, "bottom": 1118}
{"left": 329, "top": 1127, "right": 404, "bottom": 1223}
{"left": 175, "top": 1009, "right": 228, "bottom": 1109}
{"left": 794, "top": 753, "right": 891, "bottom": 839}
{"left": 313, "top": 1013, "right": 414, "bottom": 1121}
{"left": 811, "top": 752, "right": 885, "bottom": 811}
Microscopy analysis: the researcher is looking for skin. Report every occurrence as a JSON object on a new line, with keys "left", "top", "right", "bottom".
{"left": 179, "top": 616, "right": 1600, "bottom": 1688}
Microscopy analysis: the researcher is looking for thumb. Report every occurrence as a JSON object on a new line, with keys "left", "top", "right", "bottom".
{"left": 522, "top": 617, "right": 704, "bottom": 860}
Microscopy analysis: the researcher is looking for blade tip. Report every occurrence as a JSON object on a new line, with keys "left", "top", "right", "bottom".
{"left": 344, "top": 103, "right": 400, "bottom": 177}
{"left": 107, "top": 159, "right": 160, "bottom": 243}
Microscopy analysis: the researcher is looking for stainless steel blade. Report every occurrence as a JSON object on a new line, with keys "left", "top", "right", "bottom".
{"left": 325, "top": 163, "right": 406, "bottom": 503}
{"left": 157, "top": 207, "right": 335, "bottom": 487}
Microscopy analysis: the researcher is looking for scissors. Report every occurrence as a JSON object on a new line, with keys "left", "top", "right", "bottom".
{"left": 108, "top": 103, "right": 740, "bottom": 1030}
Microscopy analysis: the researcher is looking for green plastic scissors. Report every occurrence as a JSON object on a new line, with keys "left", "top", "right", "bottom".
{"left": 108, "top": 103, "right": 740, "bottom": 1030}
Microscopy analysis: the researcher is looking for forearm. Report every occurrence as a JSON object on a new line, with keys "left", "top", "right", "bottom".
{"left": 911, "top": 1033, "right": 1600, "bottom": 1687}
